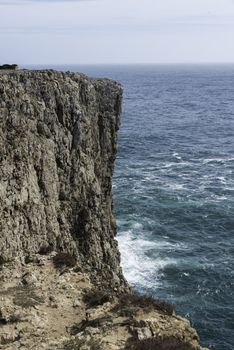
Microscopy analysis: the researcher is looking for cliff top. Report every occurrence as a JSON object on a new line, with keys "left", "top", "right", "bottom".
{"left": 0, "top": 68, "right": 121, "bottom": 86}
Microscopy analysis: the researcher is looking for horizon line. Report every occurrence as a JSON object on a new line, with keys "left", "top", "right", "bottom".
{"left": 21, "top": 62, "right": 234, "bottom": 67}
{"left": 22, "top": 61, "right": 234, "bottom": 66}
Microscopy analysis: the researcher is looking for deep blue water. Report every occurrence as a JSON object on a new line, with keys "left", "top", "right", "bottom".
{"left": 29, "top": 64, "right": 234, "bottom": 350}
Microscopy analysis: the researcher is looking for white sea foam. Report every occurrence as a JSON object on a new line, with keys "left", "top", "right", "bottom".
{"left": 131, "top": 222, "right": 143, "bottom": 229}
{"left": 213, "top": 195, "right": 228, "bottom": 201}
{"left": 203, "top": 158, "right": 224, "bottom": 164}
{"left": 183, "top": 272, "right": 190, "bottom": 277}
{"left": 162, "top": 161, "right": 189, "bottom": 169}
{"left": 203, "top": 157, "right": 234, "bottom": 165}
{"left": 144, "top": 174, "right": 160, "bottom": 182}
{"left": 173, "top": 152, "right": 182, "bottom": 160}
{"left": 224, "top": 187, "right": 234, "bottom": 191}
{"left": 216, "top": 176, "right": 226, "bottom": 184}
{"left": 117, "top": 230, "right": 177, "bottom": 289}
{"left": 166, "top": 183, "right": 185, "bottom": 190}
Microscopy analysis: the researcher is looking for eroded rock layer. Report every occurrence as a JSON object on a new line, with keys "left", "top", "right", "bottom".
{"left": 0, "top": 69, "right": 124, "bottom": 289}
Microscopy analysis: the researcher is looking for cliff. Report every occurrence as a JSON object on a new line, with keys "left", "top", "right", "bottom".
{"left": 0, "top": 69, "right": 125, "bottom": 290}
{"left": 0, "top": 70, "right": 208, "bottom": 350}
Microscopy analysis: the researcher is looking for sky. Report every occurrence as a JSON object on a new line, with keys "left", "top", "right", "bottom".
{"left": 1, "top": 0, "right": 234, "bottom": 64}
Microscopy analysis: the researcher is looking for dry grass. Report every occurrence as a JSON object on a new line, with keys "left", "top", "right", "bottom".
{"left": 12, "top": 287, "right": 45, "bottom": 308}
{"left": 125, "top": 336, "right": 196, "bottom": 350}
{"left": 114, "top": 293, "right": 174, "bottom": 316}
{"left": 0, "top": 285, "right": 44, "bottom": 309}
{"left": 63, "top": 337, "right": 86, "bottom": 350}
{"left": 63, "top": 337, "right": 102, "bottom": 350}
{"left": 70, "top": 316, "right": 112, "bottom": 336}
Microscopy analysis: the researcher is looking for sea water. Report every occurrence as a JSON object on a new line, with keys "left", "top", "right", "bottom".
{"left": 30, "top": 64, "right": 234, "bottom": 350}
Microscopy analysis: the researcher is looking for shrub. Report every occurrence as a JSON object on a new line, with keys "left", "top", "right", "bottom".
{"left": 38, "top": 244, "right": 53, "bottom": 255}
{"left": 63, "top": 337, "right": 86, "bottom": 350}
{"left": 63, "top": 337, "right": 102, "bottom": 350}
{"left": 70, "top": 316, "right": 111, "bottom": 336}
{"left": 115, "top": 293, "right": 174, "bottom": 316}
{"left": 8, "top": 313, "right": 21, "bottom": 323}
{"left": 0, "top": 256, "right": 5, "bottom": 266}
{"left": 117, "top": 305, "right": 138, "bottom": 318}
{"left": 0, "top": 256, "right": 8, "bottom": 267}
{"left": 125, "top": 336, "right": 196, "bottom": 350}
{"left": 0, "top": 314, "right": 7, "bottom": 325}
{"left": 13, "top": 288, "right": 44, "bottom": 308}
{"left": 83, "top": 289, "right": 112, "bottom": 308}
{"left": 53, "top": 252, "right": 77, "bottom": 268}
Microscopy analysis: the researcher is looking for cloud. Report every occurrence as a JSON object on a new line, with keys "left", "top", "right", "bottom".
{"left": 26, "top": 0, "right": 95, "bottom": 1}
{"left": 0, "top": 0, "right": 94, "bottom": 4}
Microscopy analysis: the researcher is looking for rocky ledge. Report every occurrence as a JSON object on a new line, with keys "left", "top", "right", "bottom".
{"left": 0, "top": 70, "right": 208, "bottom": 349}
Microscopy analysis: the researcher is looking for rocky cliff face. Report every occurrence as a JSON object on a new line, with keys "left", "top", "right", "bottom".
{"left": 0, "top": 69, "right": 124, "bottom": 289}
{"left": 0, "top": 69, "right": 208, "bottom": 350}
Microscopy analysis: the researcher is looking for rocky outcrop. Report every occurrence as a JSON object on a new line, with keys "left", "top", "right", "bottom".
{"left": 0, "top": 69, "right": 125, "bottom": 290}
{"left": 0, "top": 253, "right": 208, "bottom": 350}
{"left": 0, "top": 69, "right": 208, "bottom": 350}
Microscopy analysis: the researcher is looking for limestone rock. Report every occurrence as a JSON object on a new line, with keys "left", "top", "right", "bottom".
{"left": 0, "top": 69, "right": 126, "bottom": 290}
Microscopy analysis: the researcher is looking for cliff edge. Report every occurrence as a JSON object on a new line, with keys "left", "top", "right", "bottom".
{"left": 0, "top": 70, "right": 208, "bottom": 350}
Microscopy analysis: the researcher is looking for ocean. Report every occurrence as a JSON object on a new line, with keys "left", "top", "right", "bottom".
{"left": 29, "top": 64, "right": 234, "bottom": 350}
